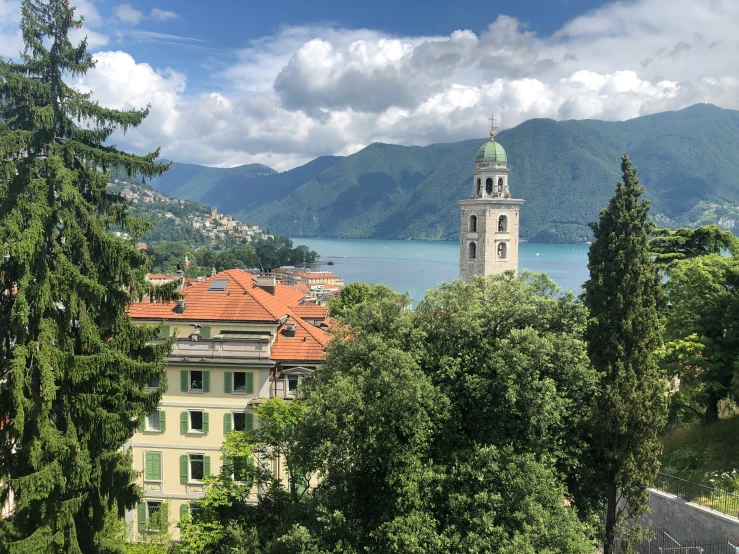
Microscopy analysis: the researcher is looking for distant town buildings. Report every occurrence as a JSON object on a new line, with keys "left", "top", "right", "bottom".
{"left": 109, "top": 179, "right": 271, "bottom": 247}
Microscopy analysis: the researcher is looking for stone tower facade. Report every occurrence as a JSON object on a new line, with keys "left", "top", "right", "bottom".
{"left": 458, "top": 121, "right": 524, "bottom": 282}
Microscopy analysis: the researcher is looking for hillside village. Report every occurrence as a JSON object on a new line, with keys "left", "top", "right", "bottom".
{"left": 108, "top": 177, "right": 273, "bottom": 248}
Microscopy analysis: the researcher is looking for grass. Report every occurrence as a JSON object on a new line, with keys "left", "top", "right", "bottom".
{"left": 660, "top": 412, "right": 739, "bottom": 490}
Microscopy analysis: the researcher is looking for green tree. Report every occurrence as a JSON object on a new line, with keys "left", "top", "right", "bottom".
{"left": 582, "top": 155, "right": 667, "bottom": 554}
{"left": 661, "top": 254, "right": 739, "bottom": 423}
{"left": 327, "top": 282, "right": 407, "bottom": 318}
{"left": 650, "top": 225, "right": 739, "bottom": 271}
{"left": 178, "top": 399, "right": 308, "bottom": 554}
{"left": 0, "top": 1, "right": 172, "bottom": 551}
{"left": 292, "top": 274, "right": 596, "bottom": 553}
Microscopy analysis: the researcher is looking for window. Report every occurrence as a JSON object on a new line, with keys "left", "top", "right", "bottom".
{"left": 190, "top": 454, "right": 204, "bottom": 481}
{"left": 224, "top": 412, "right": 253, "bottom": 434}
{"left": 180, "top": 370, "right": 209, "bottom": 393}
{"left": 180, "top": 454, "right": 210, "bottom": 484}
{"left": 485, "top": 178, "right": 493, "bottom": 194}
{"left": 189, "top": 370, "right": 203, "bottom": 391}
{"left": 190, "top": 411, "right": 203, "bottom": 432}
{"left": 147, "top": 375, "right": 160, "bottom": 389}
{"left": 288, "top": 376, "right": 299, "bottom": 393}
{"left": 498, "top": 215, "right": 508, "bottom": 233}
{"left": 147, "top": 501, "right": 162, "bottom": 519}
{"left": 138, "top": 500, "right": 166, "bottom": 533}
{"left": 233, "top": 456, "right": 251, "bottom": 482}
{"left": 144, "top": 452, "right": 162, "bottom": 481}
{"left": 233, "top": 372, "right": 246, "bottom": 393}
{"left": 224, "top": 371, "right": 252, "bottom": 394}
{"left": 469, "top": 242, "right": 477, "bottom": 260}
{"left": 476, "top": 178, "right": 482, "bottom": 196}
{"left": 498, "top": 177, "right": 504, "bottom": 194}
{"left": 233, "top": 412, "right": 246, "bottom": 432}
{"left": 497, "top": 242, "right": 507, "bottom": 259}
{"left": 147, "top": 412, "right": 160, "bottom": 432}
{"left": 469, "top": 215, "right": 477, "bottom": 233}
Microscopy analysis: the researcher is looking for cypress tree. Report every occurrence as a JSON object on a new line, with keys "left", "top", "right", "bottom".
{"left": 582, "top": 155, "right": 666, "bottom": 554}
{"left": 0, "top": 1, "right": 174, "bottom": 552}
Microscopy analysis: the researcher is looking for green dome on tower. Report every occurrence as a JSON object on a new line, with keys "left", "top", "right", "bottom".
{"left": 476, "top": 140, "right": 507, "bottom": 164}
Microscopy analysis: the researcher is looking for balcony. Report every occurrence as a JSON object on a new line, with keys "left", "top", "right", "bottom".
{"left": 169, "top": 335, "right": 272, "bottom": 360}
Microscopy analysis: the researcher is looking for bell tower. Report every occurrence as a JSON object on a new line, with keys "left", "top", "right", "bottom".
{"left": 458, "top": 116, "right": 523, "bottom": 281}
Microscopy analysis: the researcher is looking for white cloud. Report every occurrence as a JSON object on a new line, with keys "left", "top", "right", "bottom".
{"left": 113, "top": 3, "right": 144, "bottom": 25}
{"left": 4, "top": 0, "right": 739, "bottom": 171}
{"left": 149, "top": 8, "right": 179, "bottom": 21}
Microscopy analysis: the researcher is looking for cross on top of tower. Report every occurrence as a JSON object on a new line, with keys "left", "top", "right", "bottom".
{"left": 488, "top": 114, "right": 498, "bottom": 141}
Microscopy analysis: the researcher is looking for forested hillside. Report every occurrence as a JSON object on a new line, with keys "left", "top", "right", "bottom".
{"left": 151, "top": 104, "right": 739, "bottom": 243}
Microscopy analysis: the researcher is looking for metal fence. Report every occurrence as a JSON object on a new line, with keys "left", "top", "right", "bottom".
{"left": 654, "top": 472, "right": 739, "bottom": 519}
{"left": 615, "top": 528, "right": 739, "bottom": 553}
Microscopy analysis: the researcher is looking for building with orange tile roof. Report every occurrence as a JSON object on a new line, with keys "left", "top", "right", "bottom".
{"left": 126, "top": 270, "right": 329, "bottom": 536}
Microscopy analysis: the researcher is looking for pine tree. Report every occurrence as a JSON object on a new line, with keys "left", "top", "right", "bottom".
{"left": 582, "top": 155, "right": 666, "bottom": 554}
{"left": 0, "top": 1, "right": 175, "bottom": 552}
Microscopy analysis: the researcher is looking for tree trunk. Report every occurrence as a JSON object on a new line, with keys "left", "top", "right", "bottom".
{"left": 704, "top": 390, "right": 721, "bottom": 424}
{"left": 604, "top": 481, "right": 618, "bottom": 554}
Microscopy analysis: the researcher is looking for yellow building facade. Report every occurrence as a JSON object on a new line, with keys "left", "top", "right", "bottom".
{"left": 126, "top": 270, "right": 329, "bottom": 537}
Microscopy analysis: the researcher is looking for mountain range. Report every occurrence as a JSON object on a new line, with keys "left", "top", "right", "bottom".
{"left": 151, "top": 104, "right": 739, "bottom": 243}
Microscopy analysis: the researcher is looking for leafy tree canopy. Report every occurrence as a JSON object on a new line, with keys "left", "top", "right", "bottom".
{"left": 650, "top": 225, "right": 739, "bottom": 270}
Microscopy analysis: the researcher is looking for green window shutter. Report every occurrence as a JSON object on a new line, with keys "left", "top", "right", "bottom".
{"left": 152, "top": 452, "right": 162, "bottom": 481}
{"left": 202, "top": 412, "right": 209, "bottom": 434}
{"left": 203, "top": 455, "right": 211, "bottom": 477}
{"left": 246, "top": 372, "right": 254, "bottom": 394}
{"left": 224, "top": 371, "right": 232, "bottom": 394}
{"left": 180, "top": 370, "right": 188, "bottom": 392}
{"left": 159, "top": 411, "right": 166, "bottom": 433}
{"left": 246, "top": 413, "right": 254, "bottom": 431}
{"left": 180, "top": 454, "right": 188, "bottom": 484}
{"left": 202, "top": 371, "right": 210, "bottom": 393}
{"left": 224, "top": 413, "right": 232, "bottom": 434}
{"left": 138, "top": 501, "right": 147, "bottom": 533}
{"left": 161, "top": 503, "right": 168, "bottom": 528}
{"left": 144, "top": 452, "right": 153, "bottom": 479}
{"left": 138, "top": 417, "right": 145, "bottom": 432}
{"left": 160, "top": 325, "right": 170, "bottom": 338}
{"left": 180, "top": 412, "right": 188, "bottom": 434}
{"left": 200, "top": 326, "right": 211, "bottom": 339}
{"left": 179, "top": 503, "right": 189, "bottom": 520}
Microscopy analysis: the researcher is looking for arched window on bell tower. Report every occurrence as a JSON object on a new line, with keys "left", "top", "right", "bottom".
{"left": 498, "top": 177, "right": 504, "bottom": 195}
{"left": 469, "top": 242, "right": 477, "bottom": 259}
{"left": 498, "top": 215, "right": 508, "bottom": 232}
{"left": 469, "top": 215, "right": 477, "bottom": 232}
{"left": 476, "top": 179, "right": 482, "bottom": 197}
{"left": 497, "top": 242, "right": 507, "bottom": 259}
{"left": 485, "top": 178, "right": 493, "bottom": 194}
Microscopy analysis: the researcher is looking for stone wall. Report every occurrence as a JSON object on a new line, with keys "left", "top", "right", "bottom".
{"left": 640, "top": 488, "right": 739, "bottom": 541}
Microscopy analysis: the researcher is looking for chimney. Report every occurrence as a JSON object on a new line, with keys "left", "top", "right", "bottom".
{"left": 174, "top": 299, "right": 186, "bottom": 314}
{"left": 256, "top": 274, "right": 277, "bottom": 295}
{"left": 284, "top": 321, "right": 296, "bottom": 337}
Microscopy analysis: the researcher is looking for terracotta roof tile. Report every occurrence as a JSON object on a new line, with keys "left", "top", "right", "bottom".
{"left": 288, "top": 305, "right": 329, "bottom": 319}
{"left": 128, "top": 270, "right": 330, "bottom": 363}
{"left": 128, "top": 270, "right": 305, "bottom": 322}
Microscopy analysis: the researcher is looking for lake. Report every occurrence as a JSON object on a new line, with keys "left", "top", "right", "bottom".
{"left": 290, "top": 238, "right": 590, "bottom": 305}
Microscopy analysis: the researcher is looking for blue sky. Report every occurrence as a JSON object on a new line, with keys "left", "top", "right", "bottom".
{"left": 1, "top": 0, "right": 736, "bottom": 170}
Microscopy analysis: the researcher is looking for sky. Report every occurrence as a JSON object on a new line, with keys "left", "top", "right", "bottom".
{"left": 1, "top": 0, "right": 737, "bottom": 171}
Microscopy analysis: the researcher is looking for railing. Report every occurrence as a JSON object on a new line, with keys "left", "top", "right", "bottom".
{"left": 616, "top": 528, "right": 739, "bottom": 553}
{"left": 654, "top": 472, "right": 739, "bottom": 519}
